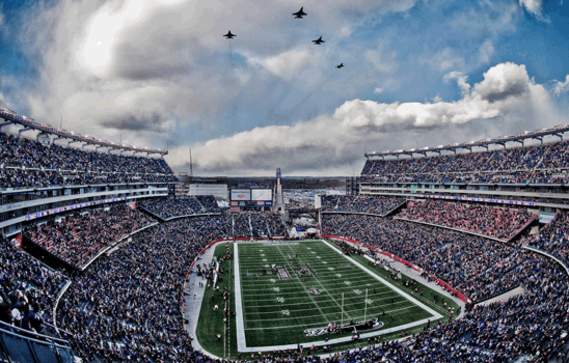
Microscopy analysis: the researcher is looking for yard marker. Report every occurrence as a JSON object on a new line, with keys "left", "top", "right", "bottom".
{"left": 364, "top": 288, "right": 368, "bottom": 322}
{"left": 341, "top": 292, "right": 345, "bottom": 326}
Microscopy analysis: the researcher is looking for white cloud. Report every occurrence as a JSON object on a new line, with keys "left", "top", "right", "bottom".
{"left": 519, "top": 0, "right": 548, "bottom": 21}
{"left": 168, "top": 62, "right": 559, "bottom": 175}
{"left": 553, "top": 75, "right": 569, "bottom": 96}
{"left": 246, "top": 47, "right": 319, "bottom": 81}
{"left": 7, "top": 1, "right": 564, "bottom": 176}
{"left": 14, "top": 0, "right": 419, "bottom": 148}
{"left": 473, "top": 62, "right": 531, "bottom": 102}
{"left": 444, "top": 71, "right": 471, "bottom": 95}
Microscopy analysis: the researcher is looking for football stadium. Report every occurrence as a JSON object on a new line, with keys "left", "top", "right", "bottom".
{"left": 1, "top": 1, "right": 569, "bottom": 363}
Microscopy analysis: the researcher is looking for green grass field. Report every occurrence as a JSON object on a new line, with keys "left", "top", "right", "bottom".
{"left": 235, "top": 240, "right": 440, "bottom": 349}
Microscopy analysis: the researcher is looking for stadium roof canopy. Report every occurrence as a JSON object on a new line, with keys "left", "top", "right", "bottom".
{"left": 0, "top": 108, "right": 167, "bottom": 156}
{"left": 365, "top": 124, "right": 569, "bottom": 159}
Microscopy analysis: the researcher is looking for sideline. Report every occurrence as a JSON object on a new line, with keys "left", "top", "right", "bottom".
{"left": 182, "top": 240, "right": 230, "bottom": 361}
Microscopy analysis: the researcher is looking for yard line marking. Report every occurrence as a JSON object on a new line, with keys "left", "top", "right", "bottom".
{"left": 241, "top": 288, "right": 398, "bottom": 301}
{"left": 282, "top": 244, "right": 354, "bottom": 321}
{"left": 243, "top": 290, "right": 397, "bottom": 307}
{"left": 244, "top": 305, "right": 419, "bottom": 331}
{"left": 320, "top": 240, "right": 443, "bottom": 321}
{"left": 240, "top": 276, "right": 394, "bottom": 290}
{"left": 243, "top": 298, "right": 413, "bottom": 316}
{"left": 272, "top": 244, "right": 334, "bottom": 323}
{"left": 240, "top": 270, "right": 380, "bottom": 282}
{"left": 235, "top": 240, "right": 444, "bottom": 353}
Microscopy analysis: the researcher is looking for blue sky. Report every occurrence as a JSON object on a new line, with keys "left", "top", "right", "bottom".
{"left": 0, "top": 0, "right": 568, "bottom": 175}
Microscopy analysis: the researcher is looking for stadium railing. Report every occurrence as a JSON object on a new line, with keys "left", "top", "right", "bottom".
{"left": 0, "top": 321, "right": 74, "bottom": 363}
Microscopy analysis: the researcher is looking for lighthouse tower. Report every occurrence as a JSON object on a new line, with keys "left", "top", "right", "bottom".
{"left": 273, "top": 168, "right": 285, "bottom": 214}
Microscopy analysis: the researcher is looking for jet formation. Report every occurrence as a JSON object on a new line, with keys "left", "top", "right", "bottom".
{"left": 223, "top": 6, "right": 343, "bottom": 69}
{"left": 312, "top": 36, "right": 325, "bottom": 45}
{"left": 223, "top": 30, "right": 236, "bottom": 39}
{"left": 292, "top": 6, "right": 307, "bottom": 19}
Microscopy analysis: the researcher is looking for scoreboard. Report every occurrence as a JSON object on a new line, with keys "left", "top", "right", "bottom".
{"left": 230, "top": 188, "right": 273, "bottom": 210}
{"left": 231, "top": 189, "right": 251, "bottom": 201}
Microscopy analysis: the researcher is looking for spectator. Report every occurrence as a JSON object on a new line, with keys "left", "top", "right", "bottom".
{"left": 25, "top": 204, "right": 155, "bottom": 269}
{"left": 398, "top": 200, "right": 536, "bottom": 241}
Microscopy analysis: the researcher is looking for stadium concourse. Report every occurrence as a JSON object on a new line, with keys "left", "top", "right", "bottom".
{"left": 0, "top": 117, "right": 568, "bottom": 362}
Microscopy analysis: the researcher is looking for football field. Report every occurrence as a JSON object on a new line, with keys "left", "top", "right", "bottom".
{"left": 234, "top": 240, "right": 442, "bottom": 352}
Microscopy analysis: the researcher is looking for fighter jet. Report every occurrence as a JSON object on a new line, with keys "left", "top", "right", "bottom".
{"left": 336, "top": 63, "right": 344, "bottom": 69}
{"left": 293, "top": 6, "right": 307, "bottom": 19}
{"left": 223, "top": 31, "right": 237, "bottom": 39}
{"left": 312, "top": 36, "right": 325, "bottom": 45}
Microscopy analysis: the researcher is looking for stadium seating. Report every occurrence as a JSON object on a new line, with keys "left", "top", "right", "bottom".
{"left": 3, "top": 197, "right": 568, "bottom": 362}
{"left": 321, "top": 214, "right": 530, "bottom": 302}
{"left": 0, "top": 132, "right": 175, "bottom": 189}
{"left": 56, "top": 217, "right": 231, "bottom": 362}
{"left": 398, "top": 199, "right": 536, "bottom": 241}
{"left": 2, "top": 126, "right": 569, "bottom": 362}
{"left": 139, "top": 196, "right": 218, "bottom": 220}
{"left": 0, "top": 237, "right": 68, "bottom": 335}
{"left": 361, "top": 138, "right": 569, "bottom": 185}
{"left": 24, "top": 204, "right": 155, "bottom": 269}
{"left": 232, "top": 211, "right": 286, "bottom": 238}
{"left": 528, "top": 211, "right": 569, "bottom": 267}
{"left": 320, "top": 195, "right": 405, "bottom": 216}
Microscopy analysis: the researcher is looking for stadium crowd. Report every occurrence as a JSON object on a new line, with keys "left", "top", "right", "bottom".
{"left": 1, "top": 203, "right": 567, "bottom": 362}
{"left": 233, "top": 211, "right": 287, "bottom": 238}
{"left": 24, "top": 204, "right": 155, "bottom": 269}
{"left": 0, "top": 237, "right": 67, "bottom": 335}
{"left": 53, "top": 212, "right": 568, "bottom": 362}
{"left": 0, "top": 132, "right": 175, "bottom": 189}
{"left": 57, "top": 217, "right": 231, "bottom": 362}
{"left": 362, "top": 138, "right": 569, "bottom": 185}
{"left": 196, "top": 195, "right": 221, "bottom": 212}
{"left": 320, "top": 195, "right": 405, "bottom": 216}
{"left": 321, "top": 214, "right": 528, "bottom": 302}
{"left": 529, "top": 211, "right": 569, "bottom": 267}
{"left": 322, "top": 256, "right": 569, "bottom": 362}
{"left": 398, "top": 200, "right": 536, "bottom": 241}
{"left": 3, "top": 117, "right": 568, "bottom": 362}
{"left": 139, "top": 196, "right": 220, "bottom": 220}
{"left": 250, "top": 212, "right": 287, "bottom": 237}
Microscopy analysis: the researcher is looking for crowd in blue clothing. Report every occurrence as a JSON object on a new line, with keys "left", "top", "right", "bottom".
{"left": 139, "top": 196, "right": 218, "bottom": 220}
{"left": 0, "top": 237, "right": 67, "bottom": 336}
{"left": 2, "top": 206, "right": 568, "bottom": 362}
{"left": 54, "top": 213, "right": 568, "bottom": 362}
{"left": 322, "top": 214, "right": 532, "bottom": 303}
{"left": 321, "top": 195, "right": 404, "bottom": 216}
{"left": 362, "top": 138, "right": 569, "bottom": 185}
{"left": 529, "top": 211, "right": 569, "bottom": 267}
{"left": 0, "top": 132, "right": 175, "bottom": 189}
